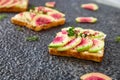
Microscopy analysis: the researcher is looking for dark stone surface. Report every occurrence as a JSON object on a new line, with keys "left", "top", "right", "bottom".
{"left": 0, "top": 0, "right": 120, "bottom": 80}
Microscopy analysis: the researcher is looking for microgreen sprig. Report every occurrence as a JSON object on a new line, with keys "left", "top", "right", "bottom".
{"left": 67, "top": 27, "right": 75, "bottom": 37}
{"left": 0, "top": 14, "right": 7, "bottom": 21}
{"left": 115, "top": 36, "right": 120, "bottom": 42}
{"left": 26, "top": 36, "right": 39, "bottom": 41}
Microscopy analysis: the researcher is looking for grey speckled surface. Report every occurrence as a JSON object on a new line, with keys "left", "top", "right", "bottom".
{"left": 0, "top": 0, "right": 120, "bottom": 80}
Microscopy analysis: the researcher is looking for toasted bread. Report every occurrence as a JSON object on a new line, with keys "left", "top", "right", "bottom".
{"left": 0, "top": 0, "right": 29, "bottom": 12}
{"left": 11, "top": 6, "right": 66, "bottom": 31}
{"left": 49, "top": 48, "right": 104, "bottom": 62}
{"left": 48, "top": 27, "right": 106, "bottom": 62}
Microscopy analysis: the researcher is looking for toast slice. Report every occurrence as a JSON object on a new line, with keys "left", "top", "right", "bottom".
{"left": 11, "top": 6, "right": 66, "bottom": 31}
{"left": 0, "top": 0, "right": 29, "bottom": 12}
{"left": 48, "top": 27, "right": 106, "bottom": 62}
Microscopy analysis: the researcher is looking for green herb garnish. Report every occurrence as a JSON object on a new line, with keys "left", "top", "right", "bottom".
{"left": 67, "top": 27, "right": 75, "bottom": 36}
{"left": 0, "top": 14, "right": 7, "bottom": 20}
{"left": 115, "top": 36, "right": 120, "bottom": 42}
{"left": 26, "top": 36, "right": 39, "bottom": 41}
{"left": 17, "top": 27, "right": 23, "bottom": 31}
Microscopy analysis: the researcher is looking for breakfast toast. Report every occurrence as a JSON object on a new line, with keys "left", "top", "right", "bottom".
{"left": 11, "top": 6, "right": 66, "bottom": 31}
{"left": 48, "top": 27, "right": 106, "bottom": 62}
{"left": 0, "top": 0, "right": 29, "bottom": 12}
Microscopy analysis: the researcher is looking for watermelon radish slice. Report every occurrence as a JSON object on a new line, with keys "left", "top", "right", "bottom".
{"left": 19, "top": 12, "right": 23, "bottom": 16}
{"left": 7, "top": 0, "right": 20, "bottom": 7}
{"left": 45, "top": 1, "right": 56, "bottom": 8}
{"left": 77, "top": 38, "right": 93, "bottom": 52}
{"left": 36, "top": 17, "right": 51, "bottom": 26}
{"left": 48, "top": 12, "right": 64, "bottom": 19}
{"left": 32, "top": 15, "right": 55, "bottom": 26}
{"left": 76, "top": 17, "right": 97, "bottom": 23}
{"left": 30, "top": 13, "right": 36, "bottom": 19}
{"left": 49, "top": 36, "right": 71, "bottom": 48}
{"left": 56, "top": 31, "right": 68, "bottom": 37}
{"left": 80, "top": 72, "right": 112, "bottom": 80}
{"left": 57, "top": 37, "right": 81, "bottom": 51}
{"left": 85, "top": 76, "right": 105, "bottom": 80}
{"left": 0, "top": 0, "right": 8, "bottom": 5}
{"left": 61, "top": 30, "right": 68, "bottom": 34}
{"left": 0, "top": 0, "right": 13, "bottom": 7}
{"left": 81, "top": 3, "right": 99, "bottom": 11}
{"left": 89, "top": 39, "right": 104, "bottom": 53}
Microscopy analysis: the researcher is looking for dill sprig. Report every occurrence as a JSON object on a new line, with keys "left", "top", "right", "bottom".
{"left": 67, "top": 27, "right": 75, "bottom": 37}
{"left": 0, "top": 14, "right": 7, "bottom": 20}
{"left": 115, "top": 36, "right": 120, "bottom": 42}
{"left": 16, "top": 27, "right": 23, "bottom": 31}
{"left": 26, "top": 36, "right": 39, "bottom": 41}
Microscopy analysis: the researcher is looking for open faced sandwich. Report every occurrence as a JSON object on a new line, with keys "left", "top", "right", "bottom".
{"left": 48, "top": 27, "right": 106, "bottom": 62}
{"left": 11, "top": 6, "right": 66, "bottom": 31}
{"left": 0, "top": 0, "right": 29, "bottom": 12}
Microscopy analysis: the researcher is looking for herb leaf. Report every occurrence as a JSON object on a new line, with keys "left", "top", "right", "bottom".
{"left": 0, "top": 14, "right": 7, "bottom": 20}
{"left": 26, "top": 36, "right": 39, "bottom": 41}
{"left": 67, "top": 27, "right": 75, "bottom": 37}
{"left": 115, "top": 36, "right": 120, "bottom": 42}
{"left": 17, "top": 27, "right": 23, "bottom": 31}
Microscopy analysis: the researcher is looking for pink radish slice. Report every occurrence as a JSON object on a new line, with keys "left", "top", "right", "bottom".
{"left": 57, "top": 37, "right": 81, "bottom": 51}
{"left": 53, "top": 36, "right": 64, "bottom": 43}
{"left": 81, "top": 3, "right": 99, "bottom": 11}
{"left": 77, "top": 38, "right": 93, "bottom": 52}
{"left": 45, "top": 1, "right": 56, "bottom": 7}
{"left": 0, "top": 0, "right": 11, "bottom": 5}
{"left": 76, "top": 17, "right": 97, "bottom": 23}
{"left": 61, "top": 30, "right": 68, "bottom": 34}
{"left": 85, "top": 76, "right": 105, "bottom": 80}
{"left": 78, "top": 38, "right": 89, "bottom": 46}
{"left": 77, "top": 17, "right": 92, "bottom": 22}
{"left": 35, "top": 17, "right": 52, "bottom": 26}
{"left": 49, "top": 35, "right": 70, "bottom": 48}
{"left": 50, "top": 13, "right": 63, "bottom": 19}
{"left": 82, "top": 5, "right": 95, "bottom": 10}
{"left": 30, "top": 13, "right": 36, "bottom": 19}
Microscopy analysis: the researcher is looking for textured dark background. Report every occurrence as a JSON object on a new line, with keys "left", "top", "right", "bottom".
{"left": 0, "top": 0, "right": 120, "bottom": 80}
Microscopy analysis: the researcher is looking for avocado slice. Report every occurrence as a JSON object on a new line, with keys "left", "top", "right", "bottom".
{"left": 77, "top": 38, "right": 93, "bottom": 52}
{"left": 89, "top": 39, "right": 104, "bottom": 53}
{"left": 57, "top": 37, "right": 81, "bottom": 51}
{"left": 48, "top": 36, "right": 71, "bottom": 48}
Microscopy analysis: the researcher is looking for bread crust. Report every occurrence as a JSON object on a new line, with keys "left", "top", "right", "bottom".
{"left": 49, "top": 48, "right": 104, "bottom": 62}
{"left": 0, "top": 7, "right": 27, "bottom": 12}
{"left": 11, "top": 18, "right": 66, "bottom": 31}
{"left": 0, "top": 0, "right": 29, "bottom": 12}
